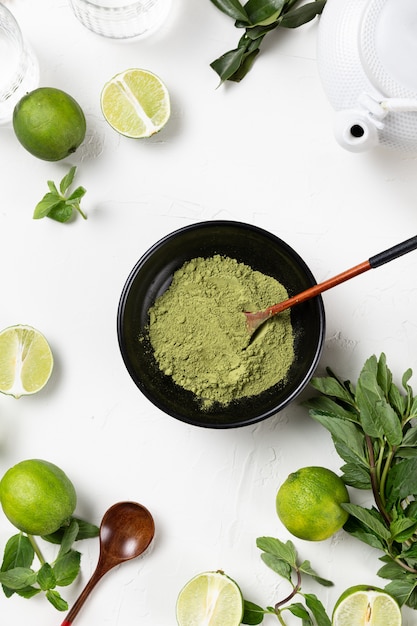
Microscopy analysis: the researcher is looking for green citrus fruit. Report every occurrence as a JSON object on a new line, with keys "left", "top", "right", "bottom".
{"left": 0, "top": 325, "right": 54, "bottom": 398}
{"left": 276, "top": 466, "right": 350, "bottom": 541}
{"left": 100, "top": 68, "right": 170, "bottom": 138}
{"left": 332, "top": 585, "right": 402, "bottom": 626}
{"left": 176, "top": 570, "right": 244, "bottom": 626}
{"left": 0, "top": 459, "right": 77, "bottom": 536}
{"left": 13, "top": 87, "right": 86, "bottom": 161}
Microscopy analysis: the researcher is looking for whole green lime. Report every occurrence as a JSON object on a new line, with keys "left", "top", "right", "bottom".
{"left": 276, "top": 466, "right": 350, "bottom": 541}
{"left": 13, "top": 87, "right": 86, "bottom": 161}
{"left": 0, "top": 459, "right": 77, "bottom": 536}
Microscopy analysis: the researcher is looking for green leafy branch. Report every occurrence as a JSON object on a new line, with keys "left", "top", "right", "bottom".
{"left": 33, "top": 166, "right": 87, "bottom": 223}
{"left": 305, "top": 353, "right": 417, "bottom": 609}
{"left": 0, "top": 517, "right": 98, "bottom": 610}
{"left": 209, "top": 0, "right": 326, "bottom": 83}
{"left": 243, "top": 536, "right": 333, "bottom": 625}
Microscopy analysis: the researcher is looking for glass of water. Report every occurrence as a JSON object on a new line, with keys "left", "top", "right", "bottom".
{"left": 68, "top": 0, "right": 171, "bottom": 39}
{"left": 0, "top": 4, "right": 39, "bottom": 125}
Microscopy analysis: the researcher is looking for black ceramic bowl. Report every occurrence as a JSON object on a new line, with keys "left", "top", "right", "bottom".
{"left": 117, "top": 221, "right": 325, "bottom": 429}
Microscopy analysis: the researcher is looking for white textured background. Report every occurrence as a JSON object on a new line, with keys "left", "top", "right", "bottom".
{"left": 1, "top": 0, "right": 417, "bottom": 624}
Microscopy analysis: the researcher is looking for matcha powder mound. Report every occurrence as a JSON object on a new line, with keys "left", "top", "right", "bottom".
{"left": 147, "top": 255, "right": 295, "bottom": 408}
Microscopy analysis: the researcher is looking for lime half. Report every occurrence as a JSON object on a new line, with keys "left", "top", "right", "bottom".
{"left": 332, "top": 585, "right": 402, "bottom": 626}
{"left": 176, "top": 570, "right": 244, "bottom": 626}
{"left": 0, "top": 325, "right": 54, "bottom": 398}
{"left": 100, "top": 68, "right": 171, "bottom": 138}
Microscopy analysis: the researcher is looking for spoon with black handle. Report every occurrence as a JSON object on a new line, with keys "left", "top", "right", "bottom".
{"left": 245, "top": 235, "right": 417, "bottom": 336}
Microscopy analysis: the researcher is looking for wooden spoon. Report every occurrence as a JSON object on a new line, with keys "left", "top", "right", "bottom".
{"left": 245, "top": 235, "right": 417, "bottom": 336}
{"left": 60, "top": 501, "right": 155, "bottom": 626}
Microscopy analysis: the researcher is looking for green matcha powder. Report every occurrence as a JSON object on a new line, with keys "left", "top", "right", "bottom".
{"left": 147, "top": 255, "right": 295, "bottom": 408}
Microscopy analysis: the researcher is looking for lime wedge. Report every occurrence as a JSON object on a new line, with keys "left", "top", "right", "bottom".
{"left": 176, "top": 570, "right": 244, "bottom": 626}
{"left": 0, "top": 325, "right": 54, "bottom": 398}
{"left": 332, "top": 585, "right": 402, "bottom": 626}
{"left": 100, "top": 68, "right": 171, "bottom": 138}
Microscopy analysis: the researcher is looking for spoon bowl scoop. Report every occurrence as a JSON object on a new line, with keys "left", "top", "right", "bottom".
{"left": 245, "top": 235, "right": 417, "bottom": 335}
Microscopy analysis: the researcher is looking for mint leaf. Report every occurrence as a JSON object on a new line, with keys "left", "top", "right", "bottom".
{"left": 0, "top": 567, "right": 37, "bottom": 590}
{"left": 60, "top": 166, "right": 77, "bottom": 194}
{"left": 37, "top": 563, "right": 56, "bottom": 591}
{"left": 53, "top": 550, "right": 81, "bottom": 587}
{"left": 46, "top": 588, "right": 68, "bottom": 611}
{"left": 33, "top": 166, "right": 87, "bottom": 222}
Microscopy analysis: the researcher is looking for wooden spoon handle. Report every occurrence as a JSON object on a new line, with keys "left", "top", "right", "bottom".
{"left": 266, "top": 260, "right": 370, "bottom": 317}
{"left": 266, "top": 234, "right": 417, "bottom": 318}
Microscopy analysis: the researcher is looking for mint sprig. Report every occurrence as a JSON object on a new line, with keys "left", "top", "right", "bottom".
{"left": 33, "top": 166, "right": 87, "bottom": 223}
{"left": 305, "top": 353, "right": 417, "bottom": 609}
{"left": 0, "top": 517, "right": 98, "bottom": 611}
{"left": 209, "top": 0, "right": 326, "bottom": 84}
{"left": 243, "top": 536, "right": 333, "bottom": 625}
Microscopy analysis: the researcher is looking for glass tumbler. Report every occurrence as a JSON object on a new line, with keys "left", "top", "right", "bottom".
{"left": 68, "top": 0, "right": 171, "bottom": 39}
{"left": 0, "top": 3, "right": 39, "bottom": 125}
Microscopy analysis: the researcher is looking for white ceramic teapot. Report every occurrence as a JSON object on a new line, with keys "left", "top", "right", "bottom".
{"left": 317, "top": 0, "right": 417, "bottom": 152}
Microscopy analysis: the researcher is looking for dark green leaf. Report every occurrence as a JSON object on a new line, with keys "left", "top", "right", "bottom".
{"left": 304, "top": 593, "right": 332, "bottom": 626}
{"left": 260, "top": 552, "right": 292, "bottom": 579}
{"left": 356, "top": 370, "right": 402, "bottom": 444}
{"left": 310, "top": 375, "right": 355, "bottom": 406}
{"left": 46, "top": 589, "right": 68, "bottom": 611}
{"left": 280, "top": 0, "right": 325, "bottom": 27}
{"left": 209, "top": 0, "right": 249, "bottom": 22}
{"left": 390, "top": 517, "right": 417, "bottom": 543}
{"left": 388, "top": 383, "right": 406, "bottom": 417}
{"left": 401, "top": 426, "right": 417, "bottom": 447}
{"left": 227, "top": 47, "right": 261, "bottom": 82}
{"left": 58, "top": 519, "right": 79, "bottom": 557}
{"left": 1, "top": 534, "right": 34, "bottom": 571}
{"left": 37, "top": 563, "right": 56, "bottom": 591}
{"left": 304, "top": 396, "right": 358, "bottom": 421}
{"left": 386, "top": 458, "right": 417, "bottom": 508}
{"left": 343, "top": 516, "right": 386, "bottom": 550}
{"left": 60, "top": 166, "right": 77, "bottom": 194}
{"left": 242, "top": 600, "right": 266, "bottom": 624}
{"left": 210, "top": 47, "right": 246, "bottom": 83}
{"left": 244, "top": 0, "right": 285, "bottom": 26}
{"left": 43, "top": 517, "right": 99, "bottom": 544}
{"left": 0, "top": 567, "right": 37, "bottom": 590}
{"left": 308, "top": 410, "right": 366, "bottom": 462}
{"left": 342, "top": 503, "right": 391, "bottom": 540}
{"left": 15, "top": 585, "right": 41, "bottom": 599}
{"left": 287, "top": 601, "right": 311, "bottom": 621}
{"left": 298, "top": 560, "right": 333, "bottom": 586}
{"left": 340, "top": 462, "right": 371, "bottom": 489}
{"left": 256, "top": 536, "right": 296, "bottom": 565}
{"left": 377, "top": 559, "right": 408, "bottom": 581}
{"left": 53, "top": 550, "right": 81, "bottom": 587}
{"left": 33, "top": 193, "right": 62, "bottom": 219}
{"left": 384, "top": 578, "right": 417, "bottom": 607}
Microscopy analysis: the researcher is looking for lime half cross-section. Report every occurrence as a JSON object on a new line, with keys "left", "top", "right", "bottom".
{"left": 176, "top": 570, "right": 244, "bottom": 626}
{"left": 0, "top": 325, "right": 54, "bottom": 398}
{"left": 332, "top": 585, "right": 402, "bottom": 626}
{"left": 100, "top": 68, "right": 171, "bottom": 138}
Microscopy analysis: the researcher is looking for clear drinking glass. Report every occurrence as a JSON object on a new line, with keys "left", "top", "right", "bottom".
{"left": 0, "top": 3, "right": 39, "bottom": 125}
{"left": 68, "top": 0, "right": 171, "bottom": 39}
